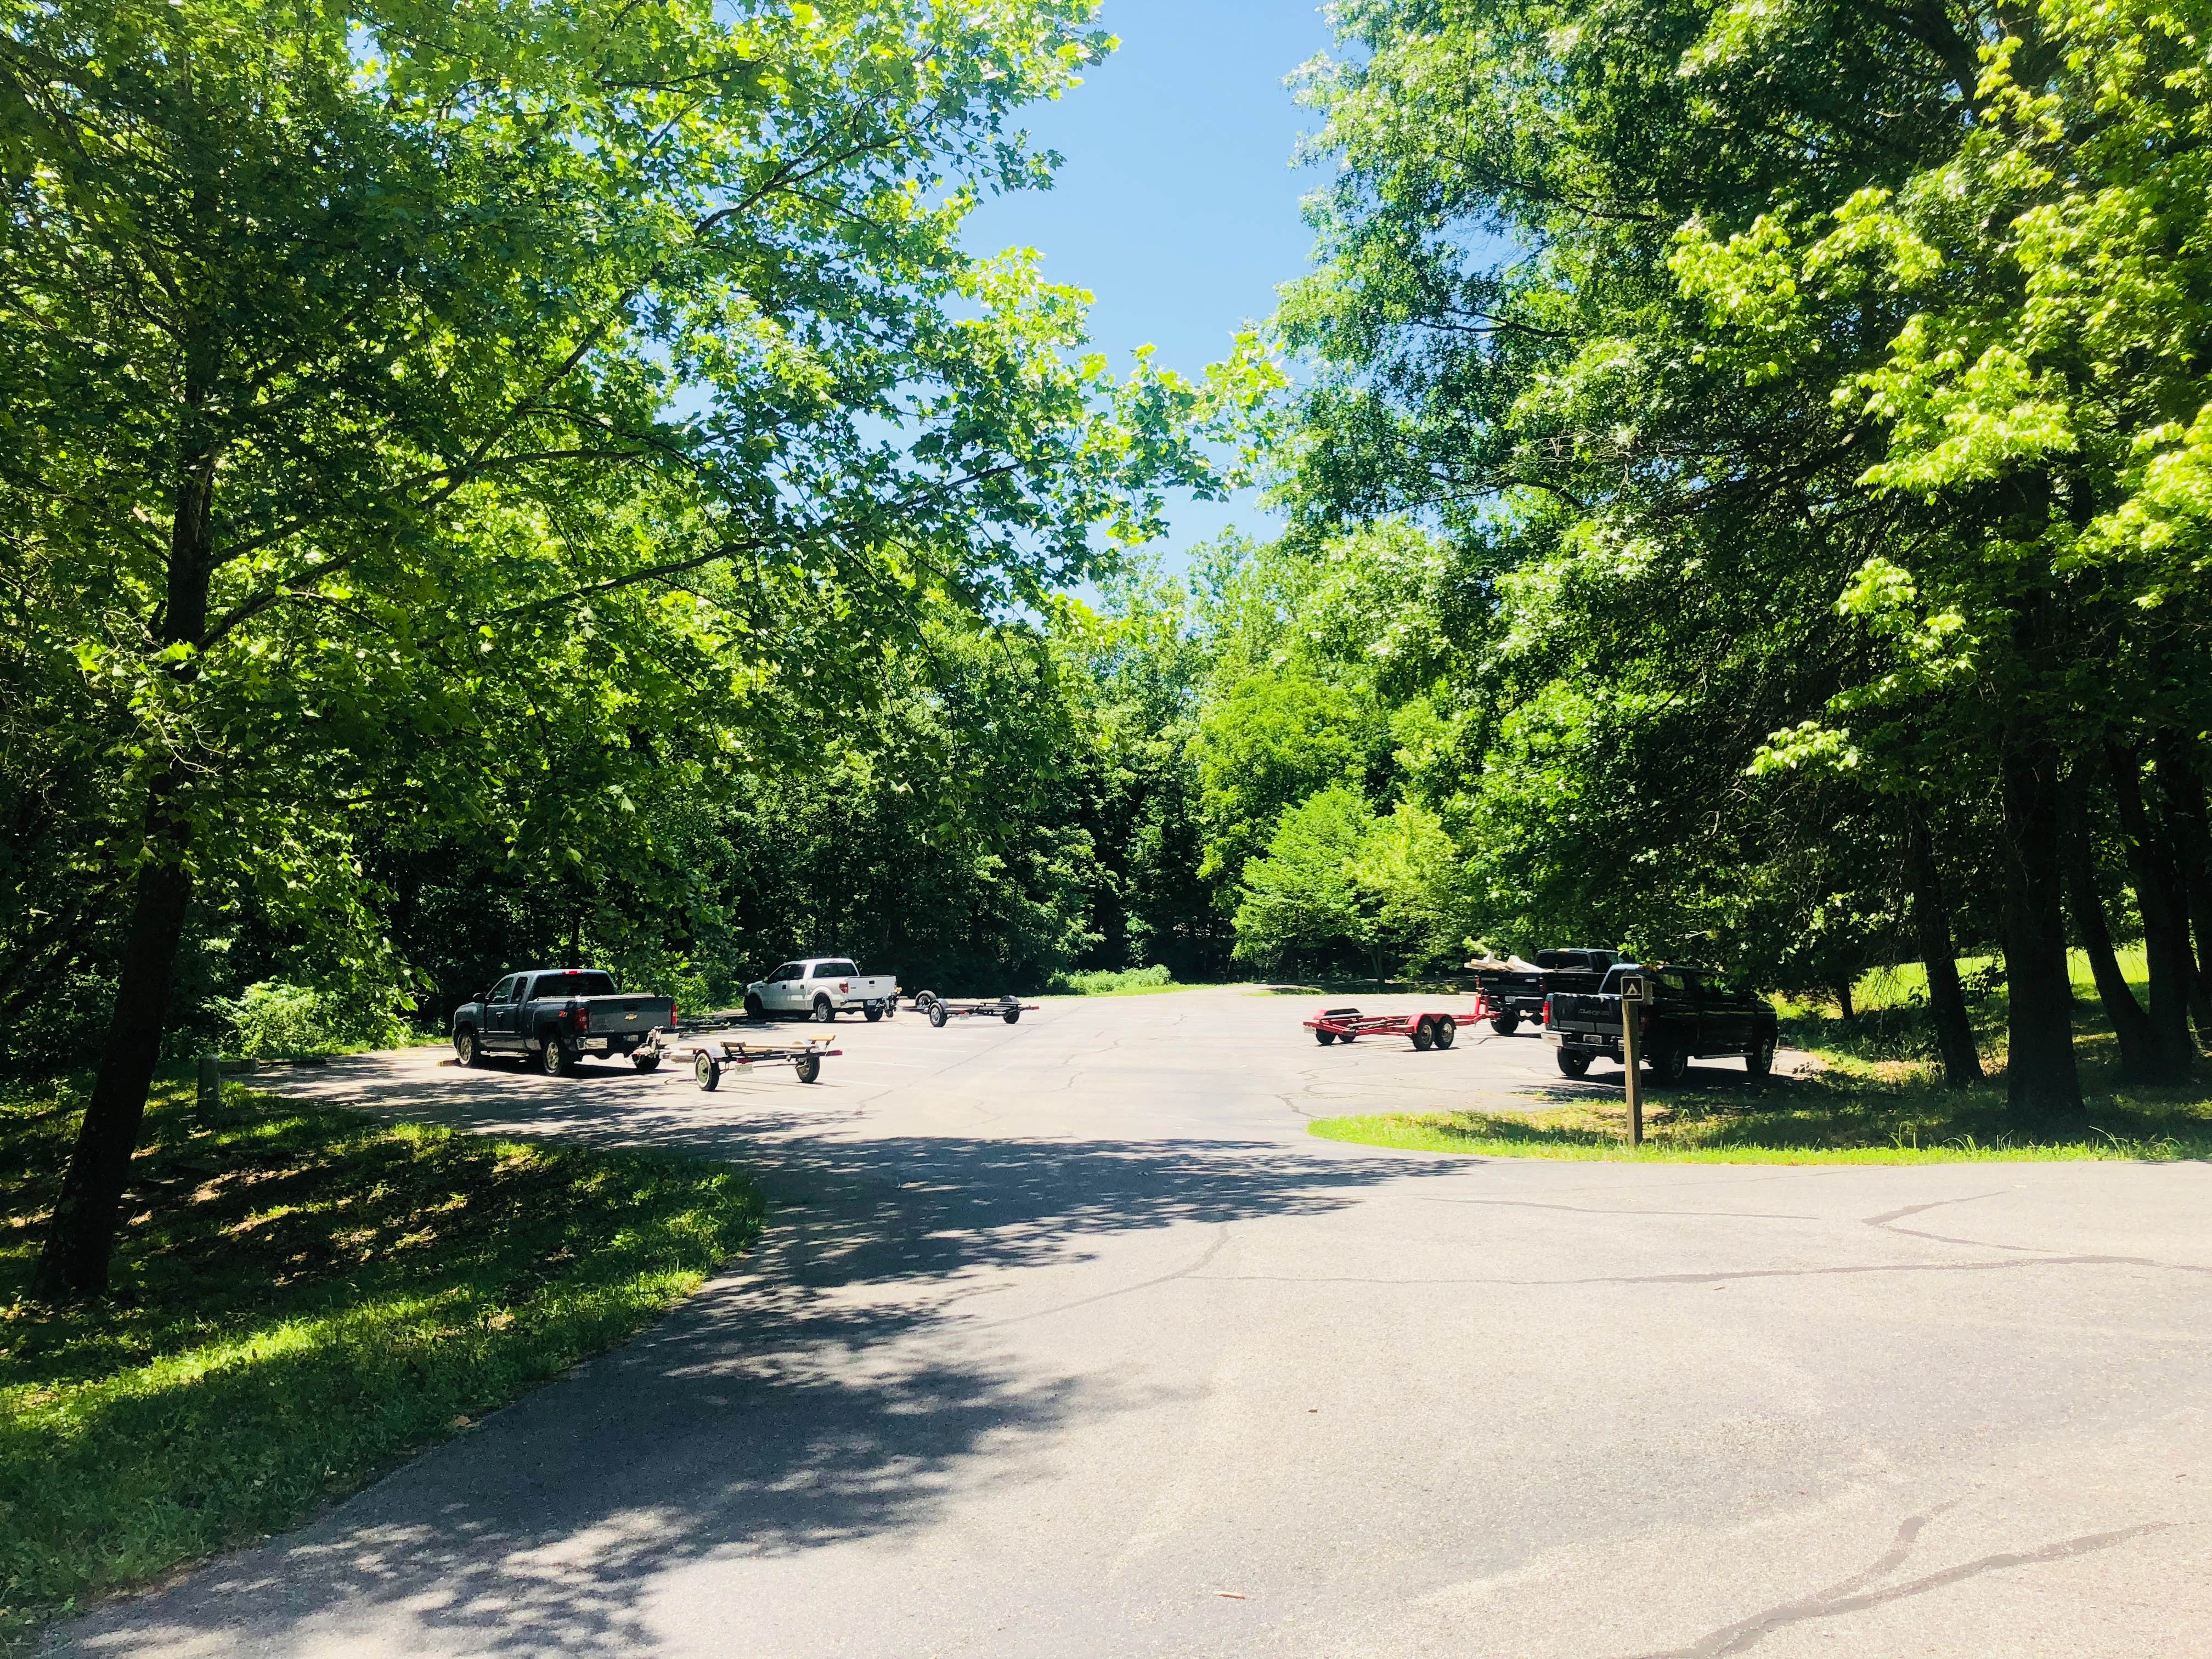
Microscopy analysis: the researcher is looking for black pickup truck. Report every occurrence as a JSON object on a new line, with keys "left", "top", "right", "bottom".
{"left": 451, "top": 968, "right": 677, "bottom": 1076}
{"left": 1543, "top": 963, "right": 1778, "bottom": 1082}
{"left": 1467, "top": 947, "right": 1617, "bottom": 1035}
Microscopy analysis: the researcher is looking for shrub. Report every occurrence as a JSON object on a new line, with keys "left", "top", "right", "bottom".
{"left": 212, "top": 981, "right": 409, "bottom": 1058}
{"left": 1054, "top": 964, "right": 1175, "bottom": 994}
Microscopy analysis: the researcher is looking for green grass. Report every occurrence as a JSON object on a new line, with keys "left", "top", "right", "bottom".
{"left": 1311, "top": 1029, "right": 2212, "bottom": 1164}
{"left": 1046, "top": 965, "right": 1207, "bottom": 997}
{"left": 0, "top": 1075, "right": 764, "bottom": 1648}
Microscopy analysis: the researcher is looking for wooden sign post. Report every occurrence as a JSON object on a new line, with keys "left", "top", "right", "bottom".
{"left": 1618, "top": 973, "right": 1647, "bottom": 1148}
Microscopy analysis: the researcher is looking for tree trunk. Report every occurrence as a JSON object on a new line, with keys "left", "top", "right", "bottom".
{"left": 31, "top": 309, "right": 220, "bottom": 1300}
{"left": 2151, "top": 729, "right": 2212, "bottom": 1043}
{"left": 2062, "top": 769, "right": 2159, "bottom": 1080}
{"left": 1904, "top": 803, "right": 1982, "bottom": 1087}
{"left": 1833, "top": 980, "right": 1856, "bottom": 1021}
{"left": 29, "top": 795, "right": 196, "bottom": 1298}
{"left": 1998, "top": 729, "right": 2084, "bottom": 1118}
{"left": 2108, "top": 741, "right": 2197, "bottom": 1080}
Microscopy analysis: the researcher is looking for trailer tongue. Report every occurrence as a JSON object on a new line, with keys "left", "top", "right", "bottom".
{"left": 1302, "top": 994, "right": 1495, "bottom": 1051}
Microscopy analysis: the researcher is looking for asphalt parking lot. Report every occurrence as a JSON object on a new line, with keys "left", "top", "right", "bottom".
{"left": 63, "top": 988, "right": 2212, "bottom": 1658}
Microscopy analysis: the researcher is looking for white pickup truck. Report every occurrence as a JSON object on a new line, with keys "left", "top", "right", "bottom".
{"left": 742, "top": 957, "right": 899, "bottom": 1024}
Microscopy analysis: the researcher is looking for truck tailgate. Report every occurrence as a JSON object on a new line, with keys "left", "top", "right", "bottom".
{"left": 583, "top": 995, "right": 675, "bottom": 1032}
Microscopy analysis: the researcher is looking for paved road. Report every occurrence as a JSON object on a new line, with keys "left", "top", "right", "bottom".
{"left": 64, "top": 989, "right": 2212, "bottom": 1658}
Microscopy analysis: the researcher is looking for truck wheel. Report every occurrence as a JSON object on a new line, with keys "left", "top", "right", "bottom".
{"left": 864, "top": 1003, "right": 883, "bottom": 1023}
{"left": 1746, "top": 1035, "right": 1775, "bottom": 1077}
{"left": 632, "top": 1053, "right": 662, "bottom": 1074}
{"left": 812, "top": 995, "right": 834, "bottom": 1024}
{"left": 743, "top": 992, "right": 765, "bottom": 1020}
{"left": 928, "top": 1001, "right": 949, "bottom": 1028}
{"left": 1002, "top": 1007, "right": 1021, "bottom": 1025}
{"left": 1647, "top": 1042, "right": 1689, "bottom": 1085}
{"left": 795, "top": 1054, "right": 821, "bottom": 1084}
{"left": 537, "top": 1036, "right": 568, "bottom": 1077}
{"left": 1412, "top": 1017, "right": 1436, "bottom": 1052}
{"left": 1556, "top": 1048, "right": 1591, "bottom": 1079}
{"left": 1491, "top": 1011, "right": 1520, "bottom": 1037}
{"left": 1314, "top": 1028, "right": 1336, "bottom": 1045}
{"left": 1434, "top": 1015, "right": 1457, "bottom": 1051}
{"left": 455, "top": 1029, "right": 486, "bottom": 1068}
{"left": 694, "top": 1052, "right": 721, "bottom": 1091}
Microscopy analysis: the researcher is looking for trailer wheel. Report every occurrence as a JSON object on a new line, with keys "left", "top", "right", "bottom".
{"left": 864, "top": 1003, "right": 883, "bottom": 1023}
{"left": 1003, "top": 1008, "right": 1021, "bottom": 1025}
{"left": 1314, "top": 1028, "right": 1336, "bottom": 1045}
{"left": 795, "top": 1054, "right": 821, "bottom": 1084}
{"left": 1491, "top": 1011, "right": 1520, "bottom": 1037}
{"left": 743, "top": 992, "right": 765, "bottom": 1020}
{"left": 695, "top": 1052, "right": 721, "bottom": 1091}
{"left": 1412, "top": 1017, "right": 1436, "bottom": 1052}
{"left": 1556, "top": 1048, "right": 1590, "bottom": 1079}
{"left": 632, "top": 1053, "right": 662, "bottom": 1074}
{"left": 455, "top": 1028, "right": 486, "bottom": 1068}
{"left": 929, "top": 1002, "right": 949, "bottom": 1029}
{"left": 1434, "top": 1015, "right": 1457, "bottom": 1051}
{"left": 812, "top": 995, "right": 835, "bottom": 1024}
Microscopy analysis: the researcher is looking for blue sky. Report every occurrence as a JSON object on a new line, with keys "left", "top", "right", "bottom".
{"left": 961, "top": 0, "right": 1340, "bottom": 560}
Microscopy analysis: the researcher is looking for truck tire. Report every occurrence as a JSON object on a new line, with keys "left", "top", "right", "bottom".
{"left": 537, "top": 1035, "right": 571, "bottom": 1077}
{"left": 694, "top": 1052, "right": 721, "bottom": 1091}
{"left": 1491, "top": 1011, "right": 1520, "bottom": 1037}
{"left": 632, "top": 1053, "right": 662, "bottom": 1074}
{"left": 812, "top": 995, "right": 834, "bottom": 1024}
{"left": 1412, "top": 1017, "right": 1436, "bottom": 1052}
{"left": 1746, "top": 1034, "right": 1775, "bottom": 1077}
{"left": 1646, "top": 1042, "right": 1690, "bottom": 1085}
{"left": 743, "top": 992, "right": 766, "bottom": 1020}
{"left": 1556, "top": 1048, "right": 1590, "bottom": 1079}
{"left": 795, "top": 1054, "right": 821, "bottom": 1084}
{"left": 1434, "top": 1015, "right": 1457, "bottom": 1050}
{"left": 455, "top": 1028, "right": 486, "bottom": 1068}
{"left": 864, "top": 1003, "right": 883, "bottom": 1023}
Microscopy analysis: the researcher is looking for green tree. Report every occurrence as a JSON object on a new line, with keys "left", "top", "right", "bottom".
{"left": 2, "top": 0, "right": 1261, "bottom": 1296}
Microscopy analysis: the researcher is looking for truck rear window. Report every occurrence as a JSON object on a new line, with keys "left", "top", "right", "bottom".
{"left": 532, "top": 972, "right": 617, "bottom": 998}
{"left": 817, "top": 960, "right": 857, "bottom": 977}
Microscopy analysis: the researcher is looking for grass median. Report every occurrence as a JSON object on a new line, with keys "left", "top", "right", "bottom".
{"left": 1311, "top": 1057, "right": 2212, "bottom": 1164}
{"left": 0, "top": 1074, "right": 764, "bottom": 1650}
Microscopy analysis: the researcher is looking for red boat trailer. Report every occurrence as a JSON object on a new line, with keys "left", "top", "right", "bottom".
{"left": 1303, "top": 994, "right": 1494, "bottom": 1051}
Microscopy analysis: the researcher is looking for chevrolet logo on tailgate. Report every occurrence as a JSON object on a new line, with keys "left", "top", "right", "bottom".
{"left": 625, "top": 1013, "right": 638, "bottom": 1021}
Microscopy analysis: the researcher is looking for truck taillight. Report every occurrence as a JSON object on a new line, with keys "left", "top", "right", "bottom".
{"left": 1542, "top": 995, "right": 1553, "bottom": 1026}
{"left": 670, "top": 1002, "right": 679, "bottom": 1029}
{"left": 838, "top": 981, "right": 849, "bottom": 993}
{"left": 572, "top": 1005, "right": 590, "bottom": 1032}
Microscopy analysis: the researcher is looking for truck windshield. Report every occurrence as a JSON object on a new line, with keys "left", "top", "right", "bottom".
{"left": 532, "top": 972, "right": 617, "bottom": 998}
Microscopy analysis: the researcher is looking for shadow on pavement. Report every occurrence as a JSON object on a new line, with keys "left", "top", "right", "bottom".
{"left": 70, "top": 1125, "right": 1453, "bottom": 1657}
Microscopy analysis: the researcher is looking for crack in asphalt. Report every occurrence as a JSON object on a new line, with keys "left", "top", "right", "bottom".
{"left": 977, "top": 1225, "right": 1233, "bottom": 1329}
{"left": 1190, "top": 1251, "right": 2204, "bottom": 1288}
{"left": 1616, "top": 1508, "right": 2177, "bottom": 1658}
{"left": 1419, "top": 1197, "right": 1824, "bottom": 1221}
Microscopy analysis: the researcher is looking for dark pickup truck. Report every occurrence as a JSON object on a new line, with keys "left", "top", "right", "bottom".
{"left": 1467, "top": 947, "right": 1618, "bottom": 1035}
{"left": 451, "top": 968, "right": 677, "bottom": 1076}
{"left": 1543, "top": 963, "right": 1778, "bottom": 1082}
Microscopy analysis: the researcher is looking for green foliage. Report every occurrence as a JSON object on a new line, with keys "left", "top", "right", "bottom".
{"left": 0, "top": 1076, "right": 764, "bottom": 1639}
{"left": 1050, "top": 963, "right": 1175, "bottom": 994}
{"left": 1231, "top": 784, "right": 1464, "bottom": 975}
{"left": 212, "top": 981, "right": 410, "bottom": 1059}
